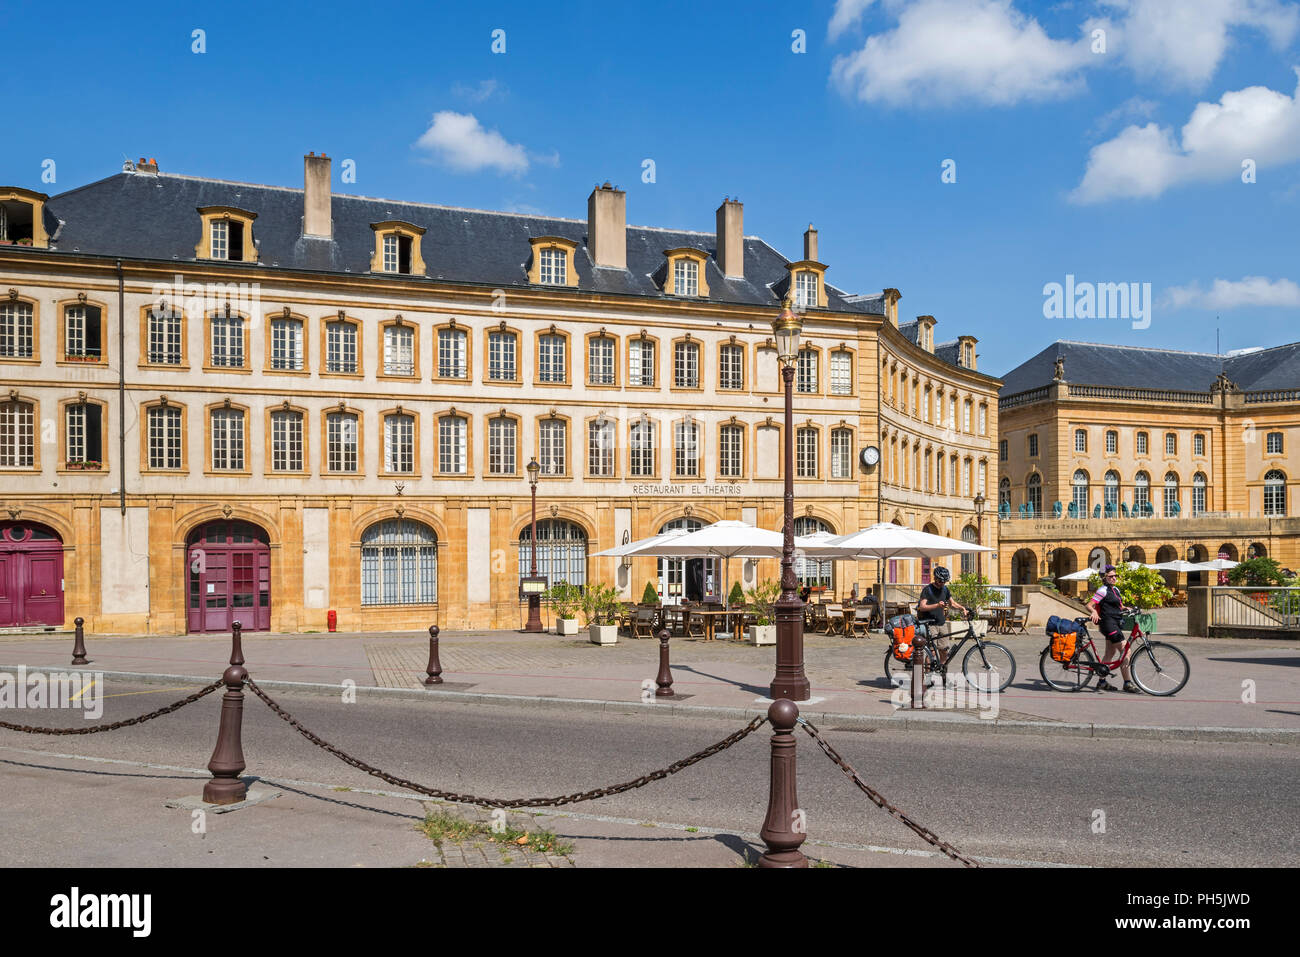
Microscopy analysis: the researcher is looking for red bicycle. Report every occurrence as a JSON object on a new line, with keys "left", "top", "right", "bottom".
{"left": 1038, "top": 607, "right": 1190, "bottom": 696}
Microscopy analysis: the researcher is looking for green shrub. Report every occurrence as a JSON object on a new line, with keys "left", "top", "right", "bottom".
{"left": 727, "top": 581, "right": 745, "bottom": 607}
{"left": 641, "top": 581, "right": 660, "bottom": 605}
{"left": 1226, "top": 557, "right": 1289, "bottom": 587}
{"left": 1037, "top": 577, "right": 1059, "bottom": 593}
{"left": 744, "top": 581, "right": 780, "bottom": 626}
{"left": 547, "top": 581, "right": 582, "bottom": 620}
{"left": 581, "top": 583, "right": 621, "bottom": 625}
{"left": 1086, "top": 564, "right": 1172, "bottom": 610}
{"left": 948, "top": 572, "right": 1003, "bottom": 617}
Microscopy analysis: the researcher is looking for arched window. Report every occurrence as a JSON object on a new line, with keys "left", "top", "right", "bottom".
{"left": 1072, "top": 469, "right": 1089, "bottom": 513}
{"left": 1264, "top": 470, "right": 1286, "bottom": 516}
{"left": 793, "top": 516, "right": 833, "bottom": 588}
{"left": 1134, "top": 471, "right": 1150, "bottom": 512}
{"left": 1192, "top": 472, "right": 1207, "bottom": 515}
{"left": 960, "top": 525, "right": 979, "bottom": 577}
{"left": 998, "top": 477, "right": 1011, "bottom": 507}
{"left": 1163, "top": 471, "right": 1179, "bottom": 516}
{"left": 1026, "top": 473, "right": 1042, "bottom": 515}
{"left": 361, "top": 520, "right": 437, "bottom": 606}
{"left": 518, "top": 519, "right": 587, "bottom": 588}
{"left": 1104, "top": 470, "right": 1120, "bottom": 508}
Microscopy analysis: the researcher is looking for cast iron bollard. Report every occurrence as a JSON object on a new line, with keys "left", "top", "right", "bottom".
{"left": 424, "top": 625, "right": 443, "bottom": 685}
{"left": 911, "top": 634, "right": 925, "bottom": 710}
{"left": 759, "top": 698, "right": 807, "bottom": 868}
{"left": 655, "top": 626, "right": 674, "bottom": 697}
{"left": 203, "top": 620, "right": 248, "bottom": 805}
{"left": 71, "top": 617, "right": 88, "bottom": 666}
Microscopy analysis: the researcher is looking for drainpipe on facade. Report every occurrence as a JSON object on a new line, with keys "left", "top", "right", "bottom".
{"left": 117, "top": 259, "right": 125, "bottom": 516}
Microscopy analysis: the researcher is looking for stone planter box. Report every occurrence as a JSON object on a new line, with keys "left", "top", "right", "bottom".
{"left": 556, "top": 617, "right": 580, "bottom": 636}
{"left": 748, "top": 624, "right": 776, "bottom": 646}
{"left": 588, "top": 623, "right": 617, "bottom": 645}
{"left": 934, "top": 619, "right": 987, "bottom": 638}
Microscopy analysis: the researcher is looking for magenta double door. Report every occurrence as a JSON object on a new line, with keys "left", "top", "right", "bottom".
{"left": 186, "top": 521, "right": 271, "bottom": 633}
{"left": 0, "top": 523, "right": 65, "bottom": 628}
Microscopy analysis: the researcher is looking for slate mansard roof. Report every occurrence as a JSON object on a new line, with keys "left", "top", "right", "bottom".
{"left": 999, "top": 339, "right": 1300, "bottom": 397}
{"left": 33, "top": 169, "right": 889, "bottom": 316}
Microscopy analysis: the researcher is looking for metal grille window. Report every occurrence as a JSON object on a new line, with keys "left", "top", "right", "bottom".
{"left": 1105, "top": 430, "right": 1117, "bottom": 454}
{"left": 628, "top": 339, "right": 655, "bottom": 387}
{"left": 210, "top": 409, "right": 245, "bottom": 471}
{"left": 516, "top": 519, "right": 586, "bottom": 588}
{"left": 326, "top": 321, "right": 358, "bottom": 374}
{"left": 270, "top": 410, "right": 303, "bottom": 471}
{"left": 270, "top": 319, "right": 304, "bottom": 371}
{"left": 385, "top": 325, "right": 416, "bottom": 376}
{"left": 719, "top": 344, "right": 743, "bottom": 390}
{"left": 793, "top": 516, "right": 833, "bottom": 587}
{"left": 796, "top": 350, "right": 818, "bottom": 393}
{"left": 1163, "top": 472, "right": 1179, "bottom": 515}
{"left": 795, "top": 271, "right": 818, "bottom": 308}
{"left": 488, "top": 417, "right": 516, "bottom": 474}
{"left": 630, "top": 421, "right": 655, "bottom": 476}
{"left": 436, "top": 328, "right": 466, "bottom": 378}
{"left": 64, "top": 305, "right": 102, "bottom": 360}
{"left": 1134, "top": 471, "right": 1150, "bottom": 511}
{"left": 1027, "top": 474, "right": 1041, "bottom": 514}
{"left": 830, "top": 351, "right": 852, "bottom": 394}
{"left": 383, "top": 235, "right": 399, "bottom": 273}
{"left": 361, "top": 519, "right": 437, "bottom": 606}
{"left": 326, "top": 412, "right": 358, "bottom": 472}
{"left": 147, "top": 406, "right": 182, "bottom": 469}
{"left": 1104, "top": 470, "right": 1120, "bottom": 508}
{"left": 386, "top": 414, "right": 415, "bottom": 473}
{"left": 674, "top": 420, "right": 700, "bottom": 476}
{"left": 1072, "top": 470, "right": 1089, "bottom": 513}
{"left": 1266, "top": 432, "right": 1283, "bottom": 455}
{"left": 539, "top": 334, "right": 566, "bottom": 383}
{"left": 211, "top": 220, "right": 228, "bottom": 260}
{"left": 1194, "top": 433, "right": 1205, "bottom": 456}
{"left": 588, "top": 419, "right": 615, "bottom": 475}
{"left": 488, "top": 331, "right": 517, "bottom": 380}
{"left": 1193, "top": 472, "right": 1207, "bottom": 515}
{"left": 1136, "top": 432, "right": 1148, "bottom": 455}
{"left": 539, "top": 419, "right": 566, "bottom": 474}
{"left": 830, "top": 428, "right": 852, "bottom": 478}
{"left": 147, "top": 310, "right": 183, "bottom": 364}
{"left": 437, "top": 416, "right": 466, "bottom": 474}
{"left": 1264, "top": 470, "right": 1286, "bottom": 516}
{"left": 539, "top": 248, "right": 566, "bottom": 285}
{"left": 796, "top": 428, "right": 818, "bottom": 478}
{"left": 719, "top": 425, "right": 742, "bottom": 477}
{"left": 588, "top": 337, "right": 615, "bottom": 385}
{"left": 674, "top": 342, "right": 699, "bottom": 388}
{"left": 673, "top": 259, "right": 699, "bottom": 296}
{"left": 1165, "top": 433, "right": 1177, "bottom": 456}
{"left": 210, "top": 315, "right": 244, "bottom": 367}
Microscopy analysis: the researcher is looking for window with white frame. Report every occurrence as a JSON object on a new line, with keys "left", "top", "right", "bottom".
{"left": 630, "top": 421, "right": 655, "bottom": 476}
{"left": 539, "top": 419, "right": 566, "bottom": 474}
{"left": 1104, "top": 470, "right": 1120, "bottom": 508}
{"left": 1026, "top": 474, "right": 1041, "bottom": 514}
{"left": 673, "top": 259, "right": 699, "bottom": 296}
{"left": 948, "top": 395, "right": 957, "bottom": 429}
{"left": 796, "top": 427, "right": 818, "bottom": 478}
{"left": 629, "top": 338, "right": 655, "bottom": 387}
{"left": 1028, "top": 434, "right": 1039, "bottom": 457}
{"left": 210, "top": 220, "right": 228, "bottom": 261}
{"left": 795, "top": 271, "right": 818, "bottom": 308}
{"left": 1193, "top": 433, "right": 1205, "bottom": 457}
{"left": 210, "top": 408, "right": 245, "bottom": 471}
{"left": 147, "top": 406, "right": 182, "bottom": 470}
{"left": 1163, "top": 472, "right": 1179, "bottom": 515}
{"left": 1072, "top": 469, "right": 1089, "bottom": 512}
{"left": 1266, "top": 432, "right": 1283, "bottom": 455}
{"left": 210, "top": 314, "right": 244, "bottom": 368}
{"left": 1193, "top": 472, "right": 1207, "bottom": 514}
{"left": 979, "top": 459, "right": 987, "bottom": 493}
{"left": 922, "top": 388, "right": 931, "bottom": 422}
{"left": 538, "top": 334, "right": 566, "bottom": 383}
{"left": 719, "top": 424, "right": 742, "bottom": 477}
{"left": 386, "top": 414, "right": 415, "bottom": 473}
{"left": 1134, "top": 471, "right": 1150, "bottom": 511}
{"left": 382, "top": 234, "right": 398, "bottom": 273}
{"left": 674, "top": 420, "right": 700, "bottom": 476}
{"left": 978, "top": 404, "right": 987, "bottom": 435}
{"left": 538, "top": 248, "right": 566, "bottom": 285}
{"left": 1074, "top": 428, "right": 1086, "bottom": 453}
{"left": 1136, "top": 431, "right": 1148, "bottom": 455}
{"left": 437, "top": 415, "right": 466, "bottom": 474}
{"left": 1264, "top": 470, "right": 1286, "bottom": 516}
{"left": 828, "top": 352, "right": 852, "bottom": 395}
{"left": 831, "top": 428, "right": 852, "bottom": 478}
{"left": 1105, "top": 429, "right": 1117, "bottom": 454}
{"left": 64, "top": 305, "right": 102, "bottom": 360}
{"left": 270, "top": 318, "right": 303, "bottom": 371}
{"left": 380, "top": 233, "right": 412, "bottom": 274}
{"left": 0, "top": 302, "right": 34, "bottom": 359}
{"left": 674, "top": 341, "right": 699, "bottom": 388}
{"left": 488, "top": 417, "right": 516, "bottom": 474}
{"left": 588, "top": 419, "right": 615, "bottom": 475}
{"left": 361, "top": 520, "right": 437, "bottom": 606}
{"left": 326, "top": 412, "right": 358, "bottom": 473}
{"left": 326, "top": 321, "right": 358, "bottom": 374}
{"left": 1165, "top": 432, "right": 1177, "bottom": 456}
{"left": 488, "top": 331, "right": 516, "bottom": 381}
{"left": 65, "top": 402, "right": 102, "bottom": 466}
{"left": 963, "top": 400, "right": 972, "bottom": 433}
{"left": 436, "top": 328, "right": 466, "bottom": 378}
{"left": 588, "top": 336, "right": 615, "bottom": 385}
{"left": 146, "top": 309, "right": 183, "bottom": 365}
{"left": 719, "top": 344, "right": 743, "bottom": 390}
{"left": 796, "top": 349, "right": 817, "bottom": 393}
{"left": 384, "top": 325, "right": 415, "bottom": 377}
{"left": 270, "top": 410, "right": 303, "bottom": 472}
{"left": 950, "top": 456, "right": 958, "bottom": 495}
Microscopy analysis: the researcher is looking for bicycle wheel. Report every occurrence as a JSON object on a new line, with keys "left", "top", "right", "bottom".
{"left": 963, "top": 641, "right": 1016, "bottom": 692}
{"left": 1130, "top": 640, "right": 1190, "bottom": 696}
{"left": 1039, "top": 645, "right": 1097, "bottom": 692}
{"left": 884, "top": 647, "right": 929, "bottom": 688}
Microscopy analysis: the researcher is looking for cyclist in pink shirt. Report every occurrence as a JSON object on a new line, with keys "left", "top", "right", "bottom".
{"left": 1089, "top": 565, "right": 1138, "bottom": 693}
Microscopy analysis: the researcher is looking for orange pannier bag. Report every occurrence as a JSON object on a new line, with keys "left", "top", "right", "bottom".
{"left": 890, "top": 615, "right": 917, "bottom": 662}
{"left": 1050, "top": 631, "right": 1077, "bottom": 663}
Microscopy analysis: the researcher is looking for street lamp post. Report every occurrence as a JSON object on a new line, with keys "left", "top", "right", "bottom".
{"left": 974, "top": 492, "right": 985, "bottom": 581}
{"left": 525, "top": 458, "right": 543, "bottom": 632}
{"left": 770, "top": 298, "right": 810, "bottom": 702}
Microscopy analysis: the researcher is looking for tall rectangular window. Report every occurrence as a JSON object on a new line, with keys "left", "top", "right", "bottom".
{"left": 1194, "top": 433, "right": 1205, "bottom": 456}
{"left": 630, "top": 422, "right": 655, "bottom": 476}
{"left": 1266, "top": 432, "right": 1283, "bottom": 455}
{"left": 539, "top": 419, "right": 566, "bottom": 474}
{"left": 210, "top": 315, "right": 244, "bottom": 368}
{"left": 978, "top": 404, "right": 987, "bottom": 435}
{"left": 1074, "top": 428, "right": 1086, "bottom": 452}
{"left": 539, "top": 248, "right": 566, "bottom": 285}
{"left": 1028, "top": 434, "right": 1039, "bottom": 457}
{"left": 437, "top": 328, "right": 466, "bottom": 378}
{"left": 270, "top": 410, "right": 303, "bottom": 471}
{"left": 538, "top": 334, "right": 566, "bottom": 383}
{"left": 999, "top": 439, "right": 1008, "bottom": 461}
{"left": 64, "top": 305, "right": 102, "bottom": 360}
{"left": 488, "top": 417, "right": 516, "bottom": 474}
{"left": 269, "top": 318, "right": 303, "bottom": 371}
{"left": 65, "top": 403, "right": 102, "bottom": 465}
{"left": 437, "top": 416, "right": 466, "bottom": 474}
{"left": 719, "top": 425, "right": 742, "bottom": 477}
{"left": 922, "top": 389, "right": 931, "bottom": 423}
{"left": 795, "top": 271, "right": 818, "bottom": 308}
{"left": 146, "top": 309, "right": 183, "bottom": 365}
{"left": 1136, "top": 432, "right": 1148, "bottom": 455}
{"left": 326, "top": 321, "right": 358, "bottom": 374}
{"left": 830, "top": 352, "right": 852, "bottom": 395}
{"left": 488, "top": 331, "right": 516, "bottom": 381}
{"left": 210, "top": 408, "right": 245, "bottom": 471}
{"left": 0, "top": 303, "right": 34, "bottom": 359}
{"left": 385, "top": 326, "right": 416, "bottom": 377}
{"left": 210, "top": 220, "right": 228, "bottom": 261}
{"left": 719, "top": 344, "right": 743, "bottom": 390}
{"left": 796, "top": 428, "right": 818, "bottom": 478}
{"left": 588, "top": 337, "right": 615, "bottom": 385}
{"left": 673, "top": 259, "right": 698, "bottom": 296}
{"left": 674, "top": 342, "right": 699, "bottom": 388}
{"left": 1165, "top": 433, "right": 1177, "bottom": 455}
{"left": 1105, "top": 430, "right": 1118, "bottom": 454}
{"left": 675, "top": 421, "right": 699, "bottom": 476}
{"left": 796, "top": 350, "right": 818, "bottom": 393}
{"left": 831, "top": 429, "right": 851, "bottom": 478}
{"left": 386, "top": 414, "right": 415, "bottom": 473}
{"left": 629, "top": 339, "right": 655, "bottom": 387}
{"left": 147, "top": 406, "right": 182, "bottom": 469}
{"left": 382, "top": 234, "right": 399, "bottom": 273}
{"left": 949, "top": 395, "right": 957, "bottom": 428}
{"left": 963, "top": 400, "right": 973, "bottom": 434}
{"left": 326, "top": 412, "right": 358, "bottom": 473}
{"left": 588, "top": 420, "right": 614, "bottom": 475}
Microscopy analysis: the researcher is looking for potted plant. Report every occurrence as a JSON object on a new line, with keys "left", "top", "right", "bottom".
{"left": 549, "top": 581, "right": 582, "bottom": 636}
{"left": 583, "top": 583, "right": 621, "bottom": 645}
{"left": 942, "top": 572, "right": 999, "bottom": 636}
{"left": 744, "top": 580, "right": 780, "bottom": 646}
{"left": 641, "top": 581, "right": 660, "bottom": 606}
{"left": 727, "top": 580, "right": 745, "bottom": 608}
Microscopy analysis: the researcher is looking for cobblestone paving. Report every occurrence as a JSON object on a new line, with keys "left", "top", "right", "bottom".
{"left": 415, "top": 802, "right": 575, "bottom": 868}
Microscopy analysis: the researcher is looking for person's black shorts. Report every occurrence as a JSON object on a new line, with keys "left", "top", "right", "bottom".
{"left": 1099, "top": 620, "right": 1123, "bottom": 643}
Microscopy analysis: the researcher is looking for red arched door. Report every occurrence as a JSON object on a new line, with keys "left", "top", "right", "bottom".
{"left": 0, "top": 523, "right": 64, "bottom": 628}
{"left": 187, "top": 521, "right": 271, "bottom": 633}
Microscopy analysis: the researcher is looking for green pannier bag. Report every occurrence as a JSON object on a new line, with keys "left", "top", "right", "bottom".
{"left": 1120, "top": 611, "right": 1158, "bottom": 634}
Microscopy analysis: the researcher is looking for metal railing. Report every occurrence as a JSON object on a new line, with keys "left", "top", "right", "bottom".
{"left": 1210, "top": 587, "right": 1300, "bottom": 630}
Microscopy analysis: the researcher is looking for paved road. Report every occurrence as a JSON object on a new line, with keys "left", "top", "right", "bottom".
{"left": 2, "top": 680, "right": 1296, "bottom": 867}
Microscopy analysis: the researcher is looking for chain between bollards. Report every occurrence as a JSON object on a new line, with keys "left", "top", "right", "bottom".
{"left": 655, "top": 625, "right": 674, "bottom": 697}
{"left": 203, "top": 620, "right": 249, "bottom": 805}
{"left": 71, "top": 617, "right": 88, "bottom": 666}
{"left": 759, "top": 698, "right": 807, "bottom": 868}
{"left": 425, "top": 625, "right": 443, "bottom": 685}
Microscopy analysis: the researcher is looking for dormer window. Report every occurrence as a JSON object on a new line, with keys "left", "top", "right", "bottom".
{"left": 785, "top": 260, "right": 827, "bottom": 309}
{"left": 0, "top": 188, "right": 49, "bottom": 248}
{"left": 370, "top": 221, "right": 427, "bottom": 276}
{"left": 796, "top": 271, "right": 818, "bottom": 308}
{"left": 527, "top": 237, "right": 579, "bottom": 287}
{"left": 674, "top": 259, "right": 698, "bottom": 296}
{"left": 196, "top": 207, "right": 258, "bottom": 262}
{"left": 540, "top": 248, "right": 566, "bottom": 284}
{"left": 211, "top": 219, "right": 242, "bottom": 260}
{"left": 663, "top": 249, "right": 710, "bottom": 298}
{"left": 383, "top": 234, "right": 411, "bottom": 273}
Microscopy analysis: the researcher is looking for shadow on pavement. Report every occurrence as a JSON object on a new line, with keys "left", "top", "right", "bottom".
{"left": 673, "top": 665, "right": 768, "bottom": 697}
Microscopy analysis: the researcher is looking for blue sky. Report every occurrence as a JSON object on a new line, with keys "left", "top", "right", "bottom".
{"left": 3, "top": 0, "right": 1298, "bottom": 378}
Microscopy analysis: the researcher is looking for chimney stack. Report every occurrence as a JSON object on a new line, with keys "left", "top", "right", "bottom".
{"left": 716, "top": 199, "right": 743, "bottom": 279}
{"left": 588, "top": 183, "right": 626, "bottom": 269}
{"left": 803, "top": 224, "right": 818, "bottom": 262}
{"left": 303, "top": 152, "right": 332, "bottom": 239}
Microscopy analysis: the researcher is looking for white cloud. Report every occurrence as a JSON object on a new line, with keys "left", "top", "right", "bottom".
{"left": 1087, "top": 96, "right": 1159, "bottom": 137}
{"left": 830, "top": 0, "right": 1094, "bottom": 107}
{"left": 452, "top": 79, "right": 504, "bottom": 103}
{"left": 1072, "top": 69, "right": 1300, "bottom": 201}
{"left": 828, "top": 0, "right": 878, "bottom": 39}
{"left": 1165, "top": 276, "right": 1300, "bottom": 309}
{"left": 414, "top": 112, "right": 530, "bottom": 175}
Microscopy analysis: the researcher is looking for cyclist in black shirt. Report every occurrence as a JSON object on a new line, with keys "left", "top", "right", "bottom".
{"left": 1089, "top": 564, "right": 1138, "bottom": 693}
{"left": 916, "top": 566, "right": 967, "bottom": 666}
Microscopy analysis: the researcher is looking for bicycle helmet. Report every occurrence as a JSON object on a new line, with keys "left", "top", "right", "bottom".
{"left": 932, "top": 566, "right": 951, "bottom": 585}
